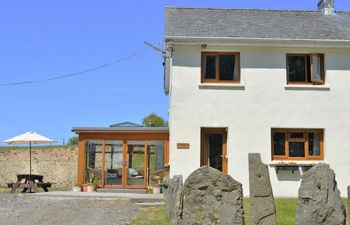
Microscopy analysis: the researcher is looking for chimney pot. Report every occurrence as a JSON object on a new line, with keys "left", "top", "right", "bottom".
{"left": 318, "top": 0, "right": 335, "bottom": 15}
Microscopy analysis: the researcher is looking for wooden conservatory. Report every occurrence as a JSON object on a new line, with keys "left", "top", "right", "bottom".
{"left": 72, "top": 122, "right": 169, "bottom": 189}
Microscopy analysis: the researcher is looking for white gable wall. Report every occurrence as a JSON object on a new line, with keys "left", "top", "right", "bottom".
{"left": 169, "top": 45, "right": 350, "bottom": 197}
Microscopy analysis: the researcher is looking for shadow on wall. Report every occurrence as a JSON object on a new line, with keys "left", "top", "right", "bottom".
{"left": 326, "top": 52, "right": 350, "bottom": 71}
{"left": 172, "top": 47, "right": 201, "bottom": 68}
{"left": 276, "top": 170, "right": 301, "bottom": 181}
{"left": 172, "top": 47, "right": 350, "bottom": 71}
{"left": 243, "top": 50, "right": 285, "bottom": 69}
{"left": 172, "top": 47, "right": 286, "bottom": 69}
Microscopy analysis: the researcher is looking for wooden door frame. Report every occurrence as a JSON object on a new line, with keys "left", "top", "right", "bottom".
{"left": 200, "top": 128, "right": 228, "bottom": 174}
{"left": 124, "top": 140, "right": 147, "bottom": 189}
{"left": 101, "top": 141, "right": 125, "bottom": 189}
{"left": 103, "top": 140, "right": 167, "bottom": 189}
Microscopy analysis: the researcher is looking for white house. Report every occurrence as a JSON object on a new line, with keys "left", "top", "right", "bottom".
{"left": 164, "top": 0, "right": 350, "bottom": 197}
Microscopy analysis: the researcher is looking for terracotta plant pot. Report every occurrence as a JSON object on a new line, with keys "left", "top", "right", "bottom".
{"left": 82, "top": 184, "right": 88, "bottom": 192}
{"left": 146, "top": 187, "right": 153, "bottom": 194}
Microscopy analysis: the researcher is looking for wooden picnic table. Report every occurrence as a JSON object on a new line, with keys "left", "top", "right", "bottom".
{"left": 8, "top": 174, "right": 52, "bottom": 193}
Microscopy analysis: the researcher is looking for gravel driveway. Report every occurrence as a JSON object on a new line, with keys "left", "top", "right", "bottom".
{"left": 0, "top": 194, "right": 139, "bottom": 225}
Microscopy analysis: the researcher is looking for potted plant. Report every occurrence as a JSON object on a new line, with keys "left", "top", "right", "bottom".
{"left": 147, "top": 186, "right": 154, "bottom": 194}
{"left": 87, "top": 178, "right": 95, "bottom": 193}
{"left": 72, "top": 178, "right": 82, "bottom": 192}
{"left": 92, "top": 177, "right": 100, "bottom": 192}
{"left": 87, "top": 184, "right": 94, "bottom": 192}
{"left": 153, "top": 183, "right": 161, "bottom": 194}
{"left": 72, "top": 184, "right": 82, "bottom": 192}
{"left": 82, "top": 183, "right": 88, "bottom": 192}
{"left": 152, "top": 176, "right": 162, "bottom": 194}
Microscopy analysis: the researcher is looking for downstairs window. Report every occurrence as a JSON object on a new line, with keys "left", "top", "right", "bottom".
{"left": 272, "top": 128, "right": 324, "bottom": 160}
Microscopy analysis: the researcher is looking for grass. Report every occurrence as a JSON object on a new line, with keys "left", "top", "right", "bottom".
{"left": 244, "top": 198, "right": 298, "bottom": 225}
{"left": 245, "top": 198, "right": 349, "bottom": 225}
{"left": 344, "top": 198, "right": 350, "bottom": 225}
{"left": 275, "top": 198, "right": 299, "bottom": 225}
{"left": 132, "top": 206, "right": 170, "bottom": 225}
{"left": 132, "top": 198, "right": 349, "bottom": 225}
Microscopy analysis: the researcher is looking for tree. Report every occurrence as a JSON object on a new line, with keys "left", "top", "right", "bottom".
{"left": 142, "top": 113, "right": 167, "bottom": 127}
{"left": 67, "top": 136, "right": 78, "bottom": 146}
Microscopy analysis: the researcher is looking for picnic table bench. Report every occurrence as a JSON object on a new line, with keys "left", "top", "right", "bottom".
{"left": 7, "top": 174, "right": 52, "bottom": 193}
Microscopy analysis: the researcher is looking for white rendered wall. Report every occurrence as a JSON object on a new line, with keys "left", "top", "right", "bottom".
{"left": 168, "top": 45, "right": 350, "bottom": 197}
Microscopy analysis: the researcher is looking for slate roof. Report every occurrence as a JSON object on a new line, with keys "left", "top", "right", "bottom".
{"left": 165, "top": 7, "right": 350, "bottom": 41}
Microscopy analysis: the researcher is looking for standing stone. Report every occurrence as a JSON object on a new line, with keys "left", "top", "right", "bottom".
{"left": 296, "top": 163, "right": 346, "bottom": 225}
{"left": 248, "top": 153, "right": 276, "bottom": 225}
{"left": 163, "top": 175, "right": 184, "bottom": 224}
{"left": 181, "top": 166, "right": 245, "bottom": 225}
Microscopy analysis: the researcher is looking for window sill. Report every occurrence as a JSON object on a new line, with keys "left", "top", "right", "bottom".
{"left": 198, "top": 83, "right": 245, "bottom": 90}
{"left": 284, "top": 85, "right": 330, "bottom": 91}
{"left": 269, "top": 161, "right": 324, "bottom": 173}
{"left": 269, "top": 160, "right": 324, "bottom": 167}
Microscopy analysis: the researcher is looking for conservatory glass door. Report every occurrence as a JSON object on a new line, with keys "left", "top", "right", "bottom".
{"left": 104, "top": 140, "right": 123, "bottom": 186}
{"left": 126, "top": 141, "right": 146, "bottom": 187}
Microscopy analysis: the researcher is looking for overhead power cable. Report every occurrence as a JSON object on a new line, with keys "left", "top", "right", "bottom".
{"left": 0, "top": 49, "right": 147, "bottom": 87}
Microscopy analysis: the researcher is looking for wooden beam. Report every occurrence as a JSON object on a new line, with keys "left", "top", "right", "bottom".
{"left": 77, "top": 138, "right": 85, "bottom": 185}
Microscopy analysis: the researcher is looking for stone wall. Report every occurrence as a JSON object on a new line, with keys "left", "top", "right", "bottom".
{"left": 0, "top": 146, "right": 78, "bottom": 188}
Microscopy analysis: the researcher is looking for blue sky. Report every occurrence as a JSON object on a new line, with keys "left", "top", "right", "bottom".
{"left": 0, "top": 1, "right": 349, "bottom": 145}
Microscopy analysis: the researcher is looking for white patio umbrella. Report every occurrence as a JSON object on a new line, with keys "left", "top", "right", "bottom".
{"left": 3, "top": 131, "right": 54, "bottom": 175}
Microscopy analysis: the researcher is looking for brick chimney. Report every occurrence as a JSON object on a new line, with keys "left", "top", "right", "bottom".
{"left": 318, "top": 0, "right": 335, "bottom": 15}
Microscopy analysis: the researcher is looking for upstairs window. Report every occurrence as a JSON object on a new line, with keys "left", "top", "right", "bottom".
{"left": 287, "top": 54, "right": 325, "bottom": 85}
{"left": 201, "top": 52, "right": 240, "bottom": 83}
{"left": 272, "top": 128, "right": 324, "bottom": 161}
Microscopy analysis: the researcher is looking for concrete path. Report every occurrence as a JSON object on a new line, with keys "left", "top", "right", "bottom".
{"left": 0, "top": 194, "right": 139, "bottom": 225}
{"left": 33, "top": 191, "right": 164, "bottom": 202}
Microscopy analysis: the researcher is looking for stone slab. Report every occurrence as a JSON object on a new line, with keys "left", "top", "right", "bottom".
{"left": 181, "top": 166, "right": 245, "bottom": 225}
{"left": 248, "top": 153, "right": 276, "bottom": 225}
{"left": 296, "top": 163, "right": 346, "bottom": 225}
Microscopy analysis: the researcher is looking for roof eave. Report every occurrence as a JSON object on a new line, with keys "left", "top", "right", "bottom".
{"left": 165, "top": 36, "right": 350, "bottom": 48}
{"left": 72, "top": 127, "right": 169, "bottom": 134}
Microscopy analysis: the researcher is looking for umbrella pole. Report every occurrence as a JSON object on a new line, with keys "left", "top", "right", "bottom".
{"left": 30, "top": 141, "right": 32, "bottom": 175}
